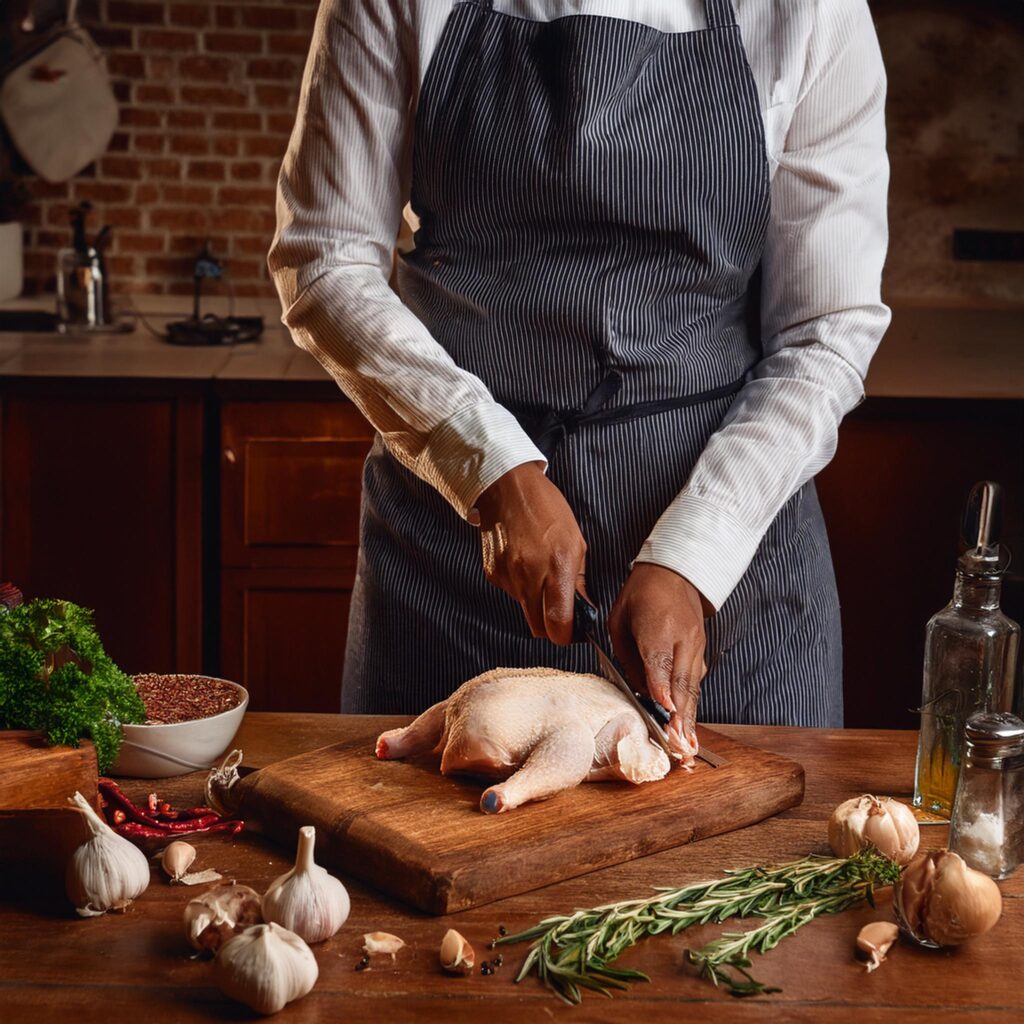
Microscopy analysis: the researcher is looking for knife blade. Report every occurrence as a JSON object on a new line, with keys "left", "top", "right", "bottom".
{"left": 572, "top": 593, "right": 727, "bottom": 769}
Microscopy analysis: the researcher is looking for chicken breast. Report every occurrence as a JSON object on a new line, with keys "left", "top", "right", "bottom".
{"left": 375, "top": 667, "right": 688, "bottom": 813}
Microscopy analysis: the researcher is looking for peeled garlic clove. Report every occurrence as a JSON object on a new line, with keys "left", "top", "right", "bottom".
{"left": 161, "top": 841, "right": 196, "bottom": 882}
{"left": 895, "top": 850, "right": 1002, "bottom": 947}
{"left": 262, "top": 825, "right": 350, "bottom": 944}
{"left": 363, "top": 931, "right": 405, "bottom": 959}
{"left": 66, "top": 791, "right": 150, "bottom": 917}
{"left": 856, "top": 921, "right": 899, "bottom": 972}
{"left": 179, "top": 868, "right": 223, "bottom": 887}
{"left": 440, "top": 928, "right": 474, "bottom": 974}
{"left": 185, "top": 881, "right": 263, "bottom": 953}
{"left": 214, "top": 922, "right": 318, "bottom": 1015}
{"left": 828, "top": 795, "right": 920, "bottom": 865}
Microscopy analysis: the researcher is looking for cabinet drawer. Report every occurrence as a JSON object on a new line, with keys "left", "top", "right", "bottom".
{"left": 222, "top": 401, "right": 374, "bottom": 568}
{"left": 220, "top": 568, "right": 353, "bottom": 713}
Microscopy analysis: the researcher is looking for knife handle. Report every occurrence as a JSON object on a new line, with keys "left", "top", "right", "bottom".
{"left": 572, "top": 592, "right": 599, "bottom": 644}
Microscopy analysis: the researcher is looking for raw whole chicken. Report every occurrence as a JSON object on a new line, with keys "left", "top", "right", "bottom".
{"left": 375, "top": 667, "right": 693, "bottom": 814}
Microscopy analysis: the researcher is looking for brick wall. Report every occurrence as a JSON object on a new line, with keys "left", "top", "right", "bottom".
{"left": 12, "top": 0, "right": 318, "bottom": 298}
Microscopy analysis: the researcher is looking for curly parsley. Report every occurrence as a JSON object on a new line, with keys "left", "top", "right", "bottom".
{"left": 0, "top": 598, "right": 145, "bottom": 772}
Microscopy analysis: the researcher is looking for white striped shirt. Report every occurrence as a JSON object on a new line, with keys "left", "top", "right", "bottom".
{"left": 267, "top": 0, "right": 890, "bottom": 611}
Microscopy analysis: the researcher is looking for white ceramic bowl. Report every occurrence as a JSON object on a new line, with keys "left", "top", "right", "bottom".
{"left": 110, "top": 676, "right": 249, "bottom": 778}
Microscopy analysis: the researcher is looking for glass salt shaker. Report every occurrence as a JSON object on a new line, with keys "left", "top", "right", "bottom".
{"left": 949, "top": 710, "right": 1024, "bottom": 879}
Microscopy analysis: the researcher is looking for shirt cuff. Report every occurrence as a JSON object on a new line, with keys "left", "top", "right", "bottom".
{"left": 632, "top": 492, "right": 762, "bottom": 613}
{"left": 416, "top": 401, "right": 547, "bottom": 521}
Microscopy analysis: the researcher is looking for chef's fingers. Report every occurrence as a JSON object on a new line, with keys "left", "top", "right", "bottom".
{"left": 671, "top": 639, "right": 704, "bottom": 749}
{"left": 641, "top": 646, "right": 678, "bottom": 715}
{"left": 542, "top": 571, "right": 575, "bottom": 646}
{"left": 608, "top": 609, "right": 643, "bottom": 693}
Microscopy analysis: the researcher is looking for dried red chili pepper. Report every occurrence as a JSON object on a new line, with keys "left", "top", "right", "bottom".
{"left": 97, "top": 778, "right": 243, "bottom": 839}
{"left": 114, "top": 818, "right": 244, "bottom": 840}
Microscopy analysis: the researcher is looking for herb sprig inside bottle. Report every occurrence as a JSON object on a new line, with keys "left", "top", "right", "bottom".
{"left": 494, "top": 848, "right": 901, "bottom": 1003}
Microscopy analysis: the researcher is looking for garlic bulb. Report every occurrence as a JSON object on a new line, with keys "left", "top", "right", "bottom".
{"left": 440, "top": 929, "right": 475, "bottom": 974}
{"left": 66, "top": 791, "right": 150, "bottom": 917}
{"left": 262, "top": 826, "right": 350, "bottom": 944}
{"left": 214, "top": 922, "right": 318, "bottom": 1015}
{"left": 185, "top": 882, "right": 263, "bottom": 952}
{"left": 856, "top": 921, "right": 899, "bottom": 972}
{"left": 161, "top": 841, "right": 196, "bottom": 882}
{"left": 894, "top": 849, "right": 1002, "bottom": 947}
{"left": 828, "top": 795, "right": 920, "bottom": 865}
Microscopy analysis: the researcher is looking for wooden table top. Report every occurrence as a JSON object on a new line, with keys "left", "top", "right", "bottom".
{"left": 2, "top": 715, "right": 1021, "bottom": 1023}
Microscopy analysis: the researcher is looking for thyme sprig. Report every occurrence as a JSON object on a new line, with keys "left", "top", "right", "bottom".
{"left": 494, "top": 848, "right": 901, "bottom": 1004}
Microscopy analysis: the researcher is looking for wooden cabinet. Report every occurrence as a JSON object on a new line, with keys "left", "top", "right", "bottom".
{"left": 218, "top": 401, "right": 374, "bottom": 712}
{"left": 0, "top": 385, "right": 204, "bottom": 674}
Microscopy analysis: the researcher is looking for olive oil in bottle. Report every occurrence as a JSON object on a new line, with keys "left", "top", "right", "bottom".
{"left": 913, "top": 482, "right": 1020, "bottom": 818}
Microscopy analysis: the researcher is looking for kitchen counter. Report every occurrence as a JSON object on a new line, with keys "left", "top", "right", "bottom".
{"left": 0, "top": 294, "right": 332, "bottom": 384}
{"left": 1, "top": 716, "right": 1020, "bottom": 1022}
{"left": 1, "top": 295, "right": 1022, "bottom": 398}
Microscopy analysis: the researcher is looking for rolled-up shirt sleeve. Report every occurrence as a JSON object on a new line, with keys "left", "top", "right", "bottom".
{"left": 267, "top": 0, "right": 546, "bottom": 519}
{"left": 635, "top": 0, "right": 891, "bottom": 611}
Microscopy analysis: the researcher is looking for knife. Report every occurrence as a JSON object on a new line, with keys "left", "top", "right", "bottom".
{"left": 572, "top": 593, "right": 727, "bottom": 769}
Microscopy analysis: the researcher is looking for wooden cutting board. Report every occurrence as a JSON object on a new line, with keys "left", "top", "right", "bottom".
{"left": 0, "top": 732, "right": 98, "bottom": 897}
{"left": 233, "top": 720, "right": 803, "bottom": 915}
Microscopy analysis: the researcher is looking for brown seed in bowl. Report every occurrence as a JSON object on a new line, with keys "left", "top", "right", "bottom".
{"left": 133, "top": 674, "right": 242, "bottom": 724}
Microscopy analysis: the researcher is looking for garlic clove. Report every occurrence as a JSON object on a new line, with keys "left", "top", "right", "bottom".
{"left": 363, "top": 932, "right": 405, "bottom": 959}
{"left": 179, "top": 868, "right": 223, "bottom": 887}
{"left": 214, "top": 922, "right": 318, "bottom": 1015}
{"left": 262, "top": 825, "right": 350, "bottom": 944}
{"left": 440, "top": 929, "right": 475, "bottom": 974}
{"left": 65, "top": 791, "right": 150, "bottom": 917}
{"left": 856, "top": 921, "right": 899, "bottom": 972}
{"left": 161, "top": 841, "right": 196, "bottom": 882}
{"left": 828, "top": 795, "right": 920, "bottom": 865}
{"left": 895, "top": 850, "right": 1002, "bottom": 947}
{"left": 185, "top": 881, "right": 263, "bottom": 953}
{"left": 205, "top": 748, "right": 244, "bottom": 818}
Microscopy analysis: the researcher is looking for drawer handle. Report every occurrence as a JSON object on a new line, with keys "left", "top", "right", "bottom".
{"left": 224, "top": 448, "right": 237, "bottom": 464}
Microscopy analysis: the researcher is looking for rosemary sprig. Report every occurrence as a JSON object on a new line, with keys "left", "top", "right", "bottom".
{"left": 494, "top": 848, "right": 901, "bottom": 1004}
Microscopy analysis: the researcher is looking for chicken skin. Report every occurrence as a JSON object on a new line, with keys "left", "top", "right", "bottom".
{"left": 375, "top": 667, "right": 682, "bottom": 813}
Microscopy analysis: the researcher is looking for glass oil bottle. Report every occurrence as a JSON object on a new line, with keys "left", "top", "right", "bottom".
{"left": 913, "top": 481, "right": 1020, "bottom": 818}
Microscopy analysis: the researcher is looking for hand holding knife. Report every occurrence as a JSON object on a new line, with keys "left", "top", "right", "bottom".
{"left": 572, "top": 592, "right": 727, "bottom": 769}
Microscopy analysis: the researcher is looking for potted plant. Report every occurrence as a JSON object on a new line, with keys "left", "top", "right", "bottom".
{"left": 0, "top": 174, "right": 31, "bottom": 302}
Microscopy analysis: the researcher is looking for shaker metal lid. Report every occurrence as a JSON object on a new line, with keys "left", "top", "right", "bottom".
{"left": 964, "top": 711, "right": 1024, "bottom": 759}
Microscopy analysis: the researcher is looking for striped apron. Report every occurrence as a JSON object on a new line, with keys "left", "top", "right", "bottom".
{"left": 341, "top": 0, "right": 844, "bottom": 727}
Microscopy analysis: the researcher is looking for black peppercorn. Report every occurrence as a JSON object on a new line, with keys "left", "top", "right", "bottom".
{"left": 498, "top": 925, "right": 508, "bottom": 936}
{"left": 493, "top": 955, "right": 503, "bottom": 967}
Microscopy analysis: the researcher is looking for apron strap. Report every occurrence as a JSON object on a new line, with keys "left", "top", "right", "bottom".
{"left": 704, "top": 0, "right": 738, "bottom": 29}
{"left": 505, "top": 371, "right": 746, "bottom": 460}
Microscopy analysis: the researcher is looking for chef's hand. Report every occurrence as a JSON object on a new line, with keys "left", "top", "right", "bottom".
{"left": 609, "top": 563, "right": 709, "bottom": 755}
{"left": 475, "top": 462, "right": 586, "bottom": 645}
